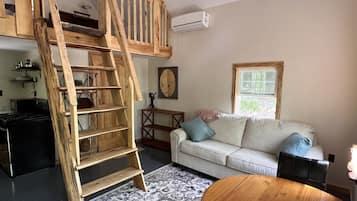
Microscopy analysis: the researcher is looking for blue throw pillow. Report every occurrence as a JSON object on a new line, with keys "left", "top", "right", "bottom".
{"left": 277, "top": 133, "right": 312, "bottom": 158}
{"left": 180, "top": 117, "right": 215, "bottom": 142}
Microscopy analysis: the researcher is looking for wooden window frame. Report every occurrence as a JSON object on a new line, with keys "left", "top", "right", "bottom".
{"left": 232, "top": 61, "right": 284, "bottom": 119}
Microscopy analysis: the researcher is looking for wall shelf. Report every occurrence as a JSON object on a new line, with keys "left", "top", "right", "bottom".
{"left": 14, "top": 66, "right": 41, "bottom": 72}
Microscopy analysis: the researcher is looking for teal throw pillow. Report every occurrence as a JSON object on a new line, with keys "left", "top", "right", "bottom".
{"left": 180, "top": 117, "right": 215, "bottom": 142}
{"left": 277, "top": 133, "right": 312, "bottom": 158}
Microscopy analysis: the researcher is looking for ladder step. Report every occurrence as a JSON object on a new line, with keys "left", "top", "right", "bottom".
{"left": 79, "top": 126, "right": 128, "bottom": 140}
{"left": 81, "top": 167, "right": 143, "bottom": 197}
{"left": 78, "top": 147, "right": 137, "bottom": 170}
{"left": 64, "top": 105, "right": 126, "bottom": 116}
{"left": 49, "top": 40, "right": 111, "bottom": 52}
{"left": 59, "top": 86, "right": 121, "bottom": 92}
{"left": 54, "top": 64, "right": 116, "bottom": 72}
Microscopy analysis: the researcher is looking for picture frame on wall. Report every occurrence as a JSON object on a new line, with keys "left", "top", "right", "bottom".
{"left": 158, "top": 67, "right": 178, "bottom": 99}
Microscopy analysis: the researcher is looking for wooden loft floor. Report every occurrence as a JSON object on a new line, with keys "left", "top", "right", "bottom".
{"left": 0, "top": 0, "right": 172, "bottom": 58}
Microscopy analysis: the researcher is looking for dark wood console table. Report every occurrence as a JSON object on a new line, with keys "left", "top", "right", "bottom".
{"left": 141, "top": 108, "right": 184, "bottom": 151}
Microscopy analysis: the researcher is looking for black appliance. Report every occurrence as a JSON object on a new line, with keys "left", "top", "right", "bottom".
{"left": 0, "top": 99, "right": 55, "bottom": 177}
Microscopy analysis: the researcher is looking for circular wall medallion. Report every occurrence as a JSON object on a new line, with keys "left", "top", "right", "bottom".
{"left": 158, "top": 67, "right": 178, "bottom": 99}
{"left": 160, "top": 69, "right": 176, "bottom": 97}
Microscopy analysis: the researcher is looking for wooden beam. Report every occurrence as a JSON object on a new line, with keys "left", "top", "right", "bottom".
{"left": 163, "top": 6, "right": 167, "bottom": 47}
{"left": 121, "top": 0, "right": 124, "bottom": 20}
{"left": 153, "top": 0, "right": 161, "bottom": 54}
{"left": 48, "top": 0, "right": 80, "bottom": 165}
{"left": 139, "top": 0, "right": 143, "bottom": 42}
{"left": 150, "top": 0, "right": 153, "bottom": 43}
{"left": 46, "top": 28, "right": 172, "bottom": 57}
{"left": 98, "top": 0, "right": 111, "bottom": 37}
{"left": 33, "top": 0, "right": 44, "bottom": 19}
{"left": 33, "top": 19, "right": 82, "bottom": 201}
{"left": 144, "top": 0, "right": 148, "bottom": 43}
{"left": 133, "top": 0, "right": 137, "bottom": 41}
{"left": 161, "top": 5, "right": 164, "bottom": 47}
{"left": 108, "top": 0, "right": 143, "bottom": 101}
{"left": 128, "top": 77, "right": 135, "bottom": 148}
{"left": 15, "top": 0, "right": 33, "bottom": 36}
{"left": 48, "top": 0, "right": 77, "bottom": 106}
{"left": 0, "top": 0, "right": 5, "bottom": 17}
{"left": 128, "top": 152, "right": 147, "bottom": 191}
{"left": 127, "top": 0, "right": 131, "bottom": 40}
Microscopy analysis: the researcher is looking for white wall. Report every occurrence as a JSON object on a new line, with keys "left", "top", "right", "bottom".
{"left": 148, "top": 0, "right": 357, "bottom": 188}
{"left": 132, "top": 56, "right": 150, "bottom": 139}
{"left": 0, "top": 50, "right": 32, "bottom": 111}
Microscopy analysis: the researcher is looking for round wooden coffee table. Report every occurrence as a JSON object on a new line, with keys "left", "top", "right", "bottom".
{"left": 202, "top": 175, "right": 342, "bottom": 201}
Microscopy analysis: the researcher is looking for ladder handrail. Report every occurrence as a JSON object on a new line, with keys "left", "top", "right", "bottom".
{"left": 48, "top": 0, "right": 77, "bottom": 106}
{"left": 33, "top": 19, "right": 82, "bottom": 201}
{"left": 48, "top": 0, "right": 80, "bottom": 165}
{"left": 108, "top": 0, "right": 143, "bottom": 101}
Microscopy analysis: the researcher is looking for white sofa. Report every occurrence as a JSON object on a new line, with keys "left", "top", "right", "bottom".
{"left": 170, "top": 118, "right": 324, "bottom": 179}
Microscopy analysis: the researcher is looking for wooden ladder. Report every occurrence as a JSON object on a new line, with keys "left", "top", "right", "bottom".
{"left": 33, "top": 0, "right": 147, "bottom": 200}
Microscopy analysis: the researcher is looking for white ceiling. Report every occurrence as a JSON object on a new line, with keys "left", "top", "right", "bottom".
{"left": 164, "top": 0, "right": 240, "bottom": 16}
{"left": 0, "top": 36, "right": 37, "bottom": 51}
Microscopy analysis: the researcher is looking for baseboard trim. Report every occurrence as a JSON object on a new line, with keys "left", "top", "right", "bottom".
{"left": 135, "top": 139, "right": 142, "bottom": 145}
{"left": 327, "top": 184, "right": 351, "bottom": 201}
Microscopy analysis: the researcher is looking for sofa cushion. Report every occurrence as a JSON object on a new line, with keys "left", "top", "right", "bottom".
{"left": 180, "top": 117, "right": 215, "bottom": 142}
{"left": 208, "top": 117, "right": 247, "bottom": 147}
{"left": 180, "top": 139, "right": 239, "bottom": 166}
{"left": 242, "top": 119, "right": 315, "bottom": 154}
{"left": 227, "top": 148, "right": 278, "bottom": 176}
{"left": 277, "top": 133, "right": 312, "bottom": 157}
{"left": 305, "top": 145, "right": 324, "bottom": 160}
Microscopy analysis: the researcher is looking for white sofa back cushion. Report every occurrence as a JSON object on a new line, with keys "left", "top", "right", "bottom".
{"left": 208, "top": 117, "right": 247, "bottom": 147}
{"left": 242, "top": 119, "right": 315, "bottom": 154}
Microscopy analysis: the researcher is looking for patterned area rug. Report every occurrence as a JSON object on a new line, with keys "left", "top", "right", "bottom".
{"left": 90, "top": 164, "right": 214, "bottom": 201}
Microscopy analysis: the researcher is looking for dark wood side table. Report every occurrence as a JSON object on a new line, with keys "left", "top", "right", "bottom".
{"left": 141, "top": 108, "right": 184, "bottom": 151}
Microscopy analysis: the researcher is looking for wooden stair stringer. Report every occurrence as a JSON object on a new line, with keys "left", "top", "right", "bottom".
{"left": 33, "top": 19, "right": 82, "bottom": 201}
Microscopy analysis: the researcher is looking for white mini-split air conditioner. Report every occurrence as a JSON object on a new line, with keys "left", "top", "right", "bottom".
{"left": 171, "top": 11, "right": 210, "bottom": 32}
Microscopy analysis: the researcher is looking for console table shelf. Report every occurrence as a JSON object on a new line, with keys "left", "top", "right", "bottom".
{"left": 141, "top": 108, "right": 184, "bottom": 151}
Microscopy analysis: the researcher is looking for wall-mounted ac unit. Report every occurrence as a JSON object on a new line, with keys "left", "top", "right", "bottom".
{"left": 171, "top": 11, "right": 210, "bottom": 32}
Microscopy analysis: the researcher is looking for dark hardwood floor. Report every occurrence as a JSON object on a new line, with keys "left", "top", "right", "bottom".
{"left": 0, "top": 145, "right": 351, "bottom": 201}
{"left": 0, "top": 145, "right": 171, "bottom": 201}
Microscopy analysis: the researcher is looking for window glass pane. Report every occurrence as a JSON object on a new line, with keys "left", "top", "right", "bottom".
{"left": 238, "top": 95, "right": 276, "bottom": 119}
{"left": 239, "top": 70, "right": 276, "bottom": 95}
{"left": 237, "top": 68, "right": 277, "bottom": 119}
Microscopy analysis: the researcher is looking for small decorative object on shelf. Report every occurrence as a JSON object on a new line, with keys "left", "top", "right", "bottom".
{"left": 347, "top": 144, "right": 357, "bottom": 182}
{"left": 141, "top": 108, "right": 184, "bottom": 151}
{"left": 11, "top": 60, "right": 40, "bottom": 89}
{"left": 149, "top": 92, "right": 157, "bottom": 108}
{"left": 25, "top": 59, "right": 32, "bottom": 68}
{"left": 14, "top": 60, "right": 40, "bottom": 72}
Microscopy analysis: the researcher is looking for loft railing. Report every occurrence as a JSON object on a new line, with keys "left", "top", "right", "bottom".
{"left": 118, "top": 0, "right": 170, "bottom": 51}
{"left": 0, "top": 0, "right": 171, "bottom": 57}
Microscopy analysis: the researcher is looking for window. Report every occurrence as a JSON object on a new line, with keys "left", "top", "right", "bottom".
{"left": 232, "top": 61, "right": 284, "bottom": 119}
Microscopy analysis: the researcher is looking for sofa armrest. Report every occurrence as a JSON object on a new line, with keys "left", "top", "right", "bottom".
{"left": 170, "top": 128, "right": 188, "bottom": 163}
{"left": 305, "top": 145, "right": 324, "bottom": 161}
